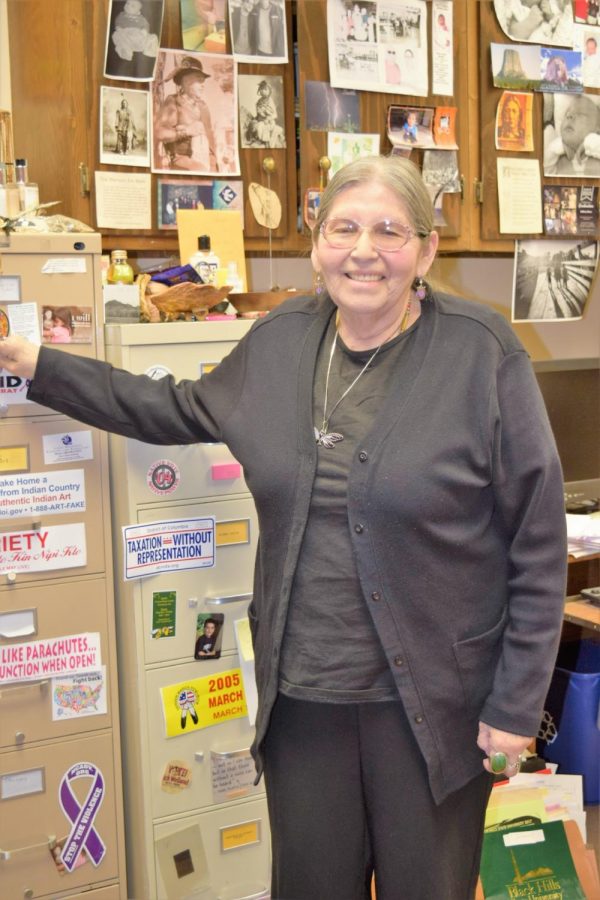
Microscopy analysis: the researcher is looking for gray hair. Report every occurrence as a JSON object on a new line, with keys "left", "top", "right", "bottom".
{"left": 312, "top": 155, "right": 434, "bottom": 245}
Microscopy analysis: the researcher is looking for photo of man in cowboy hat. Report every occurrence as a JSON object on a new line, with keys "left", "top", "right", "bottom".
{"left": 151, "top": 50, "right": 239, "bottom": 175}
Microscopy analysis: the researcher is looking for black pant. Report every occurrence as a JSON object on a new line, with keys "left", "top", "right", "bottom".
{"left": 263, "top": 694, "right": 492, "bottom": 900}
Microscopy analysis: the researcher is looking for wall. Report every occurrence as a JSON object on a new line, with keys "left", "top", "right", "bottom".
{"left": 248, "top": 255, "right": 600, "bottom": 364}
{"left": 3, "top": 14, "right": 599, "bottom": 366}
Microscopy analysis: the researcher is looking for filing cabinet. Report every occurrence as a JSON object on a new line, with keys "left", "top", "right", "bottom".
{"left": 104, "top": 321, "right": 270, "bottom": 900}
{"left": 0, "top": 234, "right": 126, "bottom": 898}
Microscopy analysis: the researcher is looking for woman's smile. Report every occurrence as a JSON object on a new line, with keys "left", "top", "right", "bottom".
{"left": 344, "top": 271, "right": 385, "bottom": 282}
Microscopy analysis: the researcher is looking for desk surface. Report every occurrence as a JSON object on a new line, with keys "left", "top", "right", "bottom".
{"left": 564, "top": 596, "right": 600, "bottom": 632}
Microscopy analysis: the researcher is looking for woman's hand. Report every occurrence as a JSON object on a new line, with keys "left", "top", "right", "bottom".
{"left": 0, "top": 335, "right": 41, "bottom": 380}
{"left": 477, "top": 721, "right": 532, "bottom": 777}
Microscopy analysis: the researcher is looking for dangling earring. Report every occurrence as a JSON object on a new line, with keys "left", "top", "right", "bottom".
{"left": 314, "top": 271, "right": 325, "bottom": 296}
{"left": 412, "top": 276, "right": 427, "bottom": 301}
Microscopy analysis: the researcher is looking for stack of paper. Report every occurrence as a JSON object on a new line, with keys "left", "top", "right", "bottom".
{"left": 476, "top": 771, "right": 600, "bottom": 898}
{"left": 485, "top": 772, "right": 587, "bottom": 843}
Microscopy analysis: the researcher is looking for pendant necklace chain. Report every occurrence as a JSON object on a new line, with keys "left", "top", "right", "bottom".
{"left": 314, "top": 299, "right": 411, "bottom": 448}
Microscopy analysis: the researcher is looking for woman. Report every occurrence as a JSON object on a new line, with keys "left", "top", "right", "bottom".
{"left": 246, "top": 80, "right": 285, "bottom": 147}
{"left": 0, "top": 156, "right": 567, "bottom": 900}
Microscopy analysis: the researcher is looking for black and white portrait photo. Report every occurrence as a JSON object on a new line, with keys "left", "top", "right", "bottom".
{"left": 104, "top": 0, "right": 164, "bottom": 81}
{"left": 229, "top": 0, "right": 288, "bottom": 64}
{"left": 493, "top": 0, "right": 573, "bottom": 47}
{"left": 100, "top": 86, "right": 150, "bottom": 166}
{"left": 512, "top": 238, "right": 598, "bottom": 321}
{"left": 239, "top": 74, "right": 286, "bottom": 148}
{"left": 151, "top": 50, "right": 240, "bottom": 177}
{"left": 543, "top": 92, "right": 600, "bottom": 177}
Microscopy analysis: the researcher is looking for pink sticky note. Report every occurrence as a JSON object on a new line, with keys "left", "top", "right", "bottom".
{"left": 211, "top": 462, "right": 241, "bottom": 480}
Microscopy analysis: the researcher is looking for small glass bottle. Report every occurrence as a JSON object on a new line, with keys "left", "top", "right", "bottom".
{"left": 0, "top": 163, "right": 21, "bottom": 218}
{"left": 226, "top": 261, "right": 244, "bottom": 293}
{"left": 14, "top": 158, "right": 40, "bottom": 212}
{"left": 107, "top": 250, "right": 135, "bottom": 284}
{"left": 189, "top": 235, "right": 220, "bottom": 284}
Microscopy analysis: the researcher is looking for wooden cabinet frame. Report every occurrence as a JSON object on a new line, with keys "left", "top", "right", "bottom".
{"left": 10, "top": 0, "right": 586, "bottom": 256}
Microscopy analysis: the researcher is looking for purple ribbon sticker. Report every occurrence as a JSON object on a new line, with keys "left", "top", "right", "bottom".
{"left": 58, "top": 761, "right": 106, "bottom": 871}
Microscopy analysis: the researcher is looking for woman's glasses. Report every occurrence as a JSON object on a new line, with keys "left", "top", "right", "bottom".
{"left": 320, "top": 217, "right": 428, "bottom": 252}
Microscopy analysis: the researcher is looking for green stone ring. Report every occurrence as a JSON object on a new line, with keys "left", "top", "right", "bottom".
{"left": 489, "top": 751, "right": 508, "bottom": 774}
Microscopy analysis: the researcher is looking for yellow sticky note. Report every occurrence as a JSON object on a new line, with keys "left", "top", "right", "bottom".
{"left": 235, "top": 617, "right": 254, "bottom": 662}
{"left": 220, "top": 819, "right": 260, "bottom": 852}
{"left": 0, "top": 446, "right": 29, "bottom": 473}
{"left": 216, "top": 519, "right": 250, "bottom": 546}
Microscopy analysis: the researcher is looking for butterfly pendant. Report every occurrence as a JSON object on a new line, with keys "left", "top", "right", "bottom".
{"left": 314, "top": 427, "right": 344, "bottom": 448}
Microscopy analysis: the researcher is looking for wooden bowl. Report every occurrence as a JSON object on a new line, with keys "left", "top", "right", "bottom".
{"left": 227, "top": 289, "right": 308, "bottom": 314}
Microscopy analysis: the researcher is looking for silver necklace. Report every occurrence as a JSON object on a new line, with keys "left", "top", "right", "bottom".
{"left": 314, "top": 333, "right": 382, "bottom": 448}
{"left": 314, "top": 301, "right": 412, "bottom": 449}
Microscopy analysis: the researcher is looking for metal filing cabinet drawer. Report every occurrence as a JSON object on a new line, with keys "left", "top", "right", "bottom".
{"left": 0, "top": 577, "right": 112, "bottom": 749}
{"left": 145, "top": 656, "right": 262, "bottom": 820}
{"left": 67, "top": 885, "right": 121, "bottom": 900}
{"left": 0, "top": 418, "right": 107, "bottom": 584}
{"left": 137, "top": 498, "right": 258, "bottom": 665}
{"left": 153, "top": 798, "right": 270, "bottom": 900}
{"left": 122, "top": 440, "right": 249, "bottom": 506}
{"left": 0, "top": 731, "right": 122, "bottom": 898}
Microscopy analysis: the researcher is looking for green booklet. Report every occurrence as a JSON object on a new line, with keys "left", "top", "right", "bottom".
{"left": 480, "top": 820, "right": 586, "bottom": 899}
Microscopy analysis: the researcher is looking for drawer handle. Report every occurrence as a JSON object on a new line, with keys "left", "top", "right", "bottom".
{"left": 0, "top": 834, "right": 56, "bottom": 862}
{"left": 0, "top": 679, "right": 49, "bottom": 699}
{"left": 0, "top": 625, "right": 36, "bottom": 638}
{"left": 210, "top": 747, "right": 252, "bottom": 760}
{"left": 207, "top": 592, "right": 252, "bottom": 606}
{"left": 218, "top": 888, "right": 268, "bottom": 900}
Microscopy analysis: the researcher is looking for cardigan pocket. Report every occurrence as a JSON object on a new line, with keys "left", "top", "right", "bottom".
{"left": 452, "top": 609, "right": 509, "bottom": 713}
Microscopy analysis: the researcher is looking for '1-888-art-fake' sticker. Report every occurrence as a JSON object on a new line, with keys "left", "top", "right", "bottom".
{"left": 147, "top": 460, "right": 180, "bottom": 495}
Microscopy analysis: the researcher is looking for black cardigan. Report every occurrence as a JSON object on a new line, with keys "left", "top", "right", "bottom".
{"left": 28, "top": 291, "right": 567, "bottom": 803}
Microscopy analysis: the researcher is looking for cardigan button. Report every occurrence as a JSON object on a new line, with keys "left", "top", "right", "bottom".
{"left": 371, "top": 591, "right": 381, "bottom": 602}
{"left": 393, "top": 655, "right": 403, "bottom": 666}
{"left": 354, "top": 523, "right": 364, "bottom": 534}
{"left": 358, "top": 450, "right": 368, "bottom": 462}
{"left": 414, "top": 714, "right": 424, "bottom": 724}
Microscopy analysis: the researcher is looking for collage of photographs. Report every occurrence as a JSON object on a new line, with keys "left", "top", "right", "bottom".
{"left": 95, "top": 1, "right": 599, "bottom": 328}
{"left": 491, "top": 0, "right": 600, "bottom": 322}
{"left": 97, "top": 0, "right": 289, "bottom": 234}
